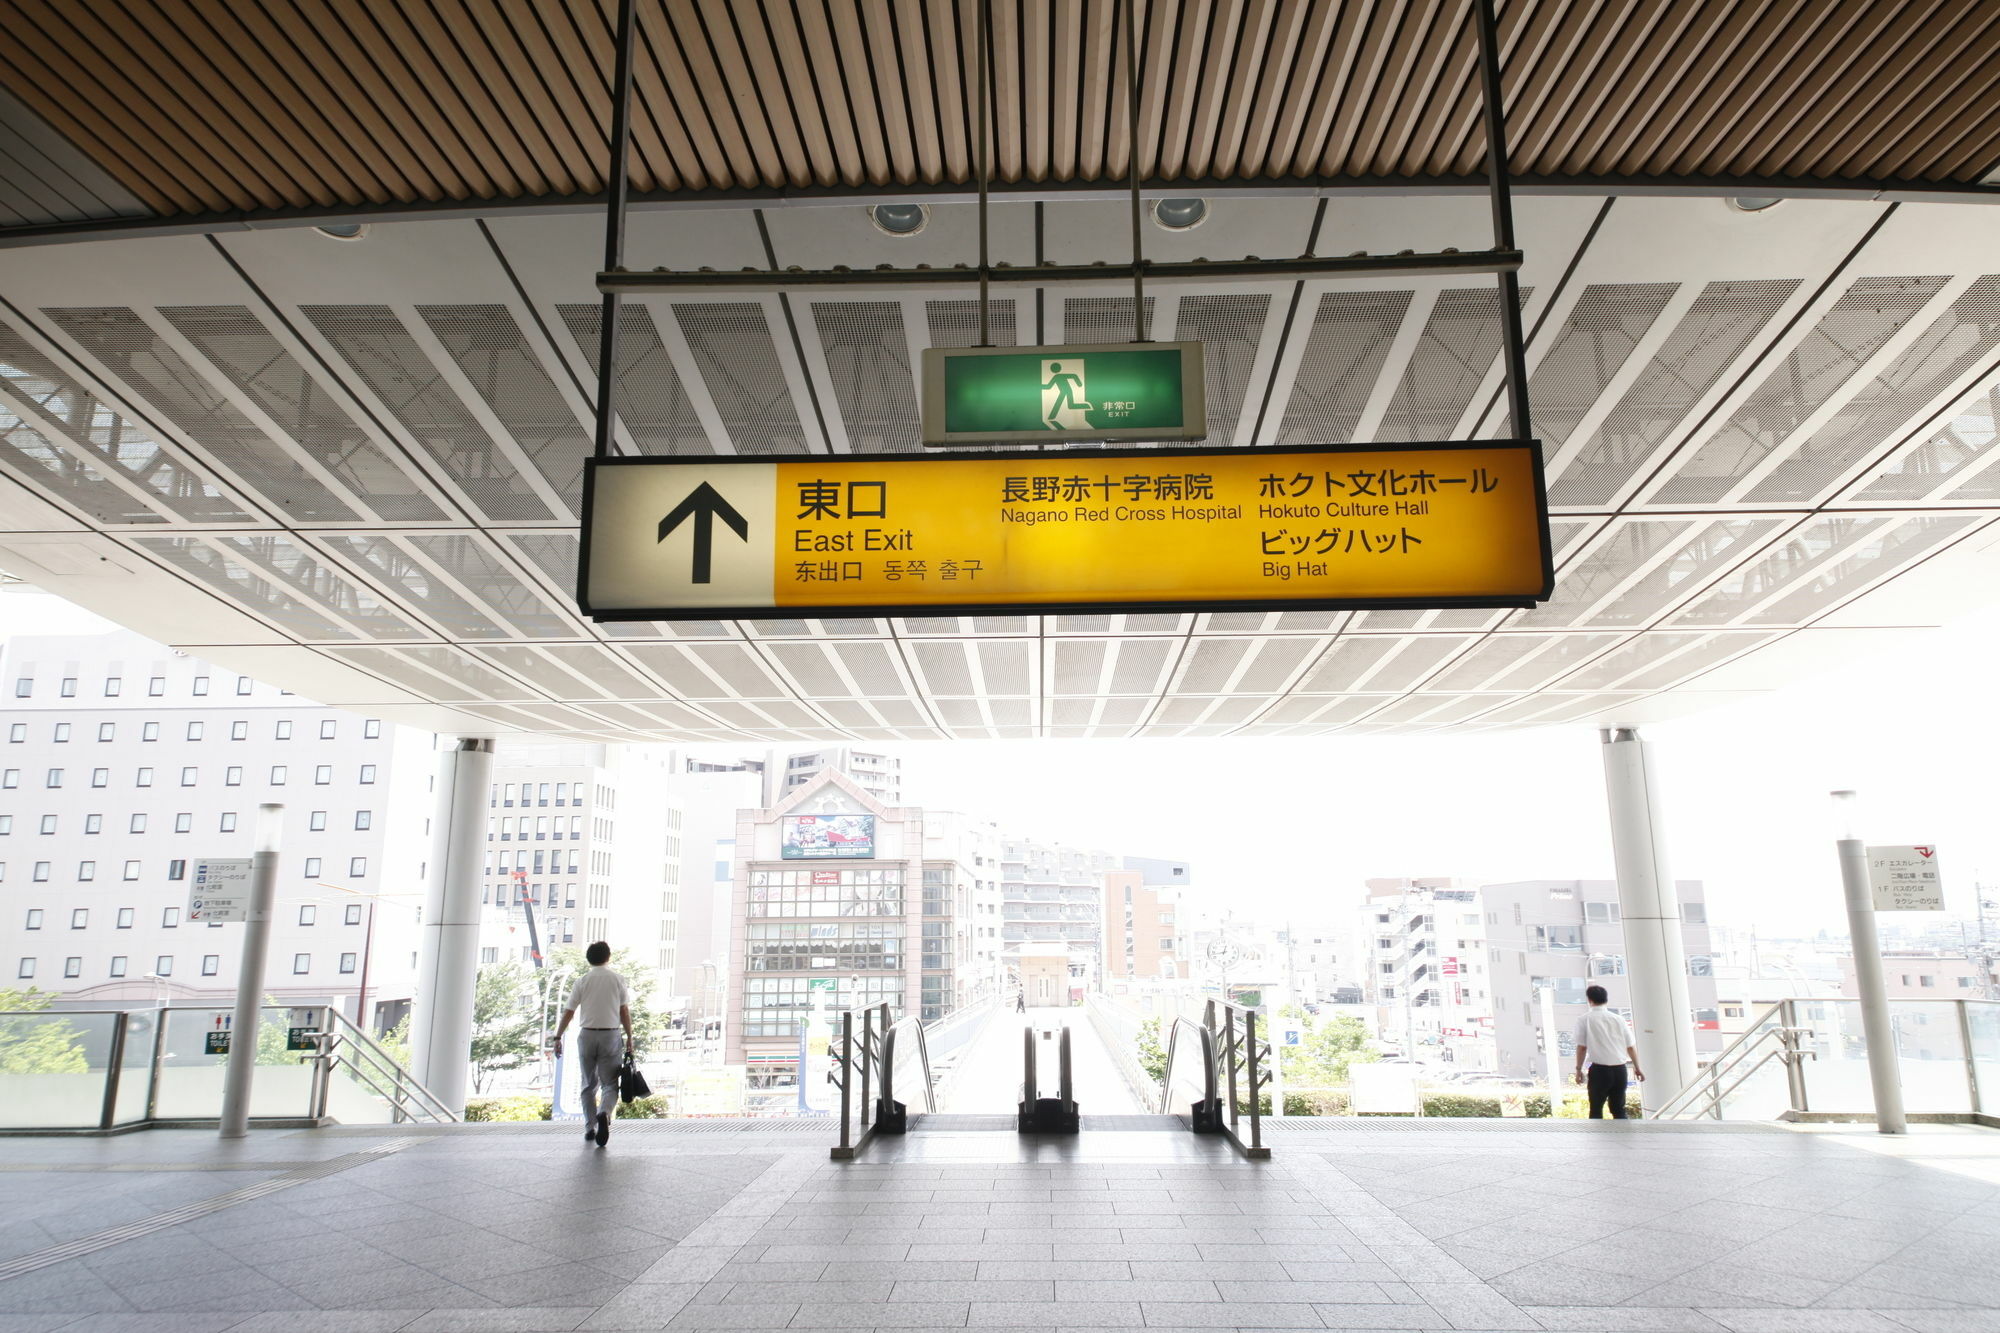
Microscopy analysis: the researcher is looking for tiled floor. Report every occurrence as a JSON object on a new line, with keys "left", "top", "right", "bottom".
{"left": 0, "top": 1118, "right": 1996, "bottom": 1331}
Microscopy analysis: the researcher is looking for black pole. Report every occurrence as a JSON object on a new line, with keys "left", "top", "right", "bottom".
{"left": 1125, "top": 0, "right": 1148, "bottom": 343}
{"left": 1473, "top": 0, "right": 1531, "bottom": 442}
{"left": 977, "top": 0, "right": 993, "bottom": 347}
{"left": 593, "top": 0, "right": 641, "bottom": 460}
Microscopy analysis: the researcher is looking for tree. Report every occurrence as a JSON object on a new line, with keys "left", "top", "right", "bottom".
{"left": 0, "top": 987, "right": 87, "bottom": 1075}
{"left": 1282, "top": 1012, "right": 1377, "bottom": 1087}
{"left": 1135, "top": 1017, "right": 1168, "bottom": 1083}
{"left": 468, "top": 961, "right": 540, "bottom": 1093}
{"left": 533, "top": 946, "right": 671, "bottom": 1060}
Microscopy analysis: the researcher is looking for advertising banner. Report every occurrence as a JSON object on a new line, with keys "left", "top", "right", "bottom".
{"left": 782, "top": 814, "right": 875, "bottom": 860}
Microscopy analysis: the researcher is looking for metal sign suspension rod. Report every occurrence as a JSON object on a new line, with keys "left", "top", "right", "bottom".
{"left": 977, "top": 0, "right": 993, "bottom": 347}
{"left": 1472, "top": 0, "right": 1532, "bottom": 442}
{"left": 593, "top": 0, "right": 641, "bottom": 461}
{"left": 1125, "top": 0, "right": 1148, "bottom": 343}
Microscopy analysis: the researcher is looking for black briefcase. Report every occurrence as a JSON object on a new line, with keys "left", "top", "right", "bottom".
{"left": 619, "top": 1053, "right": 651, "bottom": 1103}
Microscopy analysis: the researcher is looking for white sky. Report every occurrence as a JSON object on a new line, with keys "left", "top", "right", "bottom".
{"left": 6, "top": 582, "right": 1997, "bottom": 939}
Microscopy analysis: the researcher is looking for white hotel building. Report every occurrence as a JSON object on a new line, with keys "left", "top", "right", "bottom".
{"left": 0, "top": 631, "right": 434, "bottom": 1031}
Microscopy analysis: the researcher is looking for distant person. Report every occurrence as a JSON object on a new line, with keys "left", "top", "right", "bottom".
{"left": 1572, "top": 984, "right": 1644, "bottom": 1119}
{"left": 551, "top": 941, "right": 633, "bottom": 1147}
{"left": 1015, "top": 991, "right": 1027, "bottom": 1014}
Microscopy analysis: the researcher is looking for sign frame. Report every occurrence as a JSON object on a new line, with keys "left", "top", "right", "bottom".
{"left": 578, "top": 440, "right": 1553, "bottom": 622}
{"left": 920, "top": 340, "right": 1208, "bottom": 446}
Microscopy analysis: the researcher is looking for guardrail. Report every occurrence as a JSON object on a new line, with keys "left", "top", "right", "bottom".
{"left": 0, "top": 1003, "right": 453, "bottom": 1133}
{"left": 830, "top": 1002, "right": 934, "bottom": 1160}
{"left": 1160, "top": 999, "right": 1270, "bottom": 1158}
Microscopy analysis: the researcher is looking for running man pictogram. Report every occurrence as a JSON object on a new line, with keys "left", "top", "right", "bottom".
{"left": 1040, "top": 359, "right": 1093, "bottom": 430}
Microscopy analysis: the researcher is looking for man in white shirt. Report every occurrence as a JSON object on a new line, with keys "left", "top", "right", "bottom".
{"left": 551, "top": 941, "right": 634, "bottom": 1147}
{"left": 1572, "top": 984, "right": 1645, "bottom": 1119}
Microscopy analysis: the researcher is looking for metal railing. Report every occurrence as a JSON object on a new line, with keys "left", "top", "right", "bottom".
{"left": 830, "top": 1002, "right": 934, "bottom": 1160}
{"left": 1653, "top": 998, "right": 1998, "bottom": 1125}
{"left": 1160, "top": 999, "right": 1270, "bottom": 1158}
{"left": 0, "top": 1003, "right": 453, "bottom": 1132}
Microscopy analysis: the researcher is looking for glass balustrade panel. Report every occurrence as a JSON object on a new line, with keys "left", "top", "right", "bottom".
{"left": 0, "top": 1010, "right": 117, "bottom": 1129}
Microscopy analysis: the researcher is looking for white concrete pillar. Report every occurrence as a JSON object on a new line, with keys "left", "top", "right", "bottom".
{"left": 411, "top": 737, "right": 496, "bottom": 1115}
{"left": 1599, "top": 727, "right": 1697, "bottom": 1105}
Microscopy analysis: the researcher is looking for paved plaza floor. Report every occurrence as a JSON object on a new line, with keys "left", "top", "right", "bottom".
{"left": 0, "top": 1117, "right": 1997, "bottom": 1332}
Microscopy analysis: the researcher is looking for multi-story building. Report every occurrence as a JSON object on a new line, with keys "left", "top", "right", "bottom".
{"left": 479, "top": 742, "right": 676, "bottom": 975}
{"left": 1102, "top": 856, "right": 1186, "bottom": 982}
{"left": 724, "top": 770, "right": 1003, "bottom": 1087}
{"left": 1, "top": 631, "right": 433, "bottom": 1032}
{"left": 1842, "top": 951, "right": 1997, "bottom": 999}
{"left": 1480, "top": 878, "right": 1720, "bottom": 1078}
{"left": 775, "top": 746, "right": 903, "bottom": 805}
{"left": 1361, "top": 878, "right": 1491, "bottom": 1063}
{"left": 1002, "top": 837, "right": 1112, "bottom": 997}
{"left": 667, "top": 763, "right": 767, "bottom": 1023}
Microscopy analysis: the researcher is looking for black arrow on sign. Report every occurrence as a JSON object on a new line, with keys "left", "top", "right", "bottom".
{"left": 658, "top": 481, "right": 750, "bottom": 584}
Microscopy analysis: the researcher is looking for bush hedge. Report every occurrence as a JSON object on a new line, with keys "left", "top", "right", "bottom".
{"left": 463, "top": 1095, "right": 552, "bottom": 1122}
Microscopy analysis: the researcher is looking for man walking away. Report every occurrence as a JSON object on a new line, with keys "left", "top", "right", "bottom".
{"left": 551, "top": 941, "right": 633, "bottom": 1147}
{"left": 1573, "top": 984, "right": 1645, "bottom": 1119}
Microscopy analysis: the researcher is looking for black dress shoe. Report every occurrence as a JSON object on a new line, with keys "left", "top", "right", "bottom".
{"left": 595, "top": 1113, "right": 610, "bottom": 1147}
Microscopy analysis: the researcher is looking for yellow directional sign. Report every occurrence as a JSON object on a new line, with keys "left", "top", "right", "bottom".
{"left": 579, "top": 443, "right": 1551, "bottom": 620}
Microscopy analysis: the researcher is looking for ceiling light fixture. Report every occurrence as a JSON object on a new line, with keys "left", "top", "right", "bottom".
{"left": 1727, "top": 197, "right": 1783, "bottom": 213}
{"left": 1151, "top": 198, "right": 1208, "bottom": 230}
{"left": 868, "top": 203, "right": 929, "bottom": 237}
{"left": 315, "top": 223, "right": 369, "bottom": 241}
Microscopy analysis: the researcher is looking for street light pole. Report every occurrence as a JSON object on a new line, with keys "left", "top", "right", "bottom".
{"left": 1832, "top": 790, "right": 1907, "bottom": 1134}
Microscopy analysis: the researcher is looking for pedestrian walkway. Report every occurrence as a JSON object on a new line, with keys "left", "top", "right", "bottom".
{"left": 938, "top": 1006, "right": 1145, "bottom": 1115}
{"left": 1, "top": 1119, "right": 1997, "bottom": 1329}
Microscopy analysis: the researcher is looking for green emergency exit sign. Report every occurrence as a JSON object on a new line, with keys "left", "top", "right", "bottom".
{"left": 921, "top": 341, "right": 1206, "bottom": 446}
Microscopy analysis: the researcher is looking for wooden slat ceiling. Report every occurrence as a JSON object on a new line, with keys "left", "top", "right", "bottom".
{"left": 0, "top": 0, "right": 1998, "bottom": 230}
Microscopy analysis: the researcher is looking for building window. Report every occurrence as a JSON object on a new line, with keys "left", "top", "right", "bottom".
{"left": 320, "top": 720, "right": 336, "bottom": 739}
{"left": 1, "top": 770, "right": 16, "bottom": 789}
{"left": 130, "top": 814, "right": 147, "bottom": 833}
{"left": 339, "top": 952, "right": 356, "bottom": 974}
{"left": 148, "top": 676, "right": 165, "bottom": 696}
{"left": 104, "top": 677, "right": 121, "bottom": 696}
{"left": 17, "top": 959, "right": 33, "bottom": 979}
{"left": 348, "top": 857, "right": 367, "bottom": 878}
{"left": 236, "top": 676, "right": 253, "bottom": 695}
{"left": 180, "top": 767, "right": 198, "bottom": 786}
{"left": 122, "top": 860, "right": 140, "bottom": 881}
{"left": 6, "top": 723, "right": 22, "bottom": 742}
{"left": 1683, "top": 903, "right": 1707, "bottom": 924}
{"left": 167, "top": 860, "right": 186, "bottom": 881}
{"left": 64, "top": 956, "right": 81, "bottom": 977}
{"left": 299, "top": 905, "right": 316, "bottom": 926}
{"left": 292, "top": 953, "right": 310, "bottom": 974}
{"left": 173, "top": 813, "right": 190, "bottom": 833}
{"left": 344, "top": 903, "right": 363, "bottom": 926}
{"left": 309, "top": 811, "right": 327, "bottom": 831}
{"left": 186, "top": 722, "right": 204, "bottom": 741}
{"left": 224, "top": 767, "right": 241, "bottom": 786}
{"left": 91, "top": 768, "right": 108, "bottom": 788}
{"left": 45, "top": 768, "right": 62, "bottom": 788}
{"left": 314, "top": 765, "right": 332, "bottom": 785}
{"left": 354, "top": 810, "right": 371, "bottom": 831}
{"left": 364, "top": 720, "right": 381, "bottom": 739}
{"left": 78, "top": 861, "right": 95, "bottom": 881}
{"left": 53, "top": 723, "right": 70, "bottom": 742}
{"left": 109, "top": 956, "right": 127, "bottom": 978}
{"left": 201, "top": 955, "right": 219, "bottom": 976}
{"left": 0, "top": 813, "right": 10, "bottom": 833}
{"left": 275, "top": 720, "right": 291, "bottom": 740}
{"left": 162, "top": 907, "right": 179, "bottom": 928}
{"left": 116, "top": 907, "right": 133, "bottom": 929}
{"left": 219, "top": 812, "right": 237, "bottom": 833}
{"left": 155, "top": 956, "right": 173, "bottom": 976}
{"left": 270, "top": 766, "right": 286, "bottom": 785}
{"left": 98, "top": 723, "right": 115, "bottom": 741}
{"left": 59, "top": 678, "right": 76, "bottom": 698}
{"left": 191, "top": 677, "right": 209, "bottom": 696}
{"left": 39, "top": 815, "right": 56, "bottom": 835}
{"left": 359, "top": 765, "right": 377, "bottom": 784}
{"left": 24, "top": 909, "right": 41, "bottom": 930}
{"left": 12, "top": 678, "right": 30, "bottom": 697}
{"left": 33, "top": 862, "right": 50, "bottom": 881}
{"left": 230, "top": 721, "right": 248, "bottom": 740}
{"left": 71, "top": 908, "right": 88, "bottom": 929}
{"left": 303, "top": 858, "right": 322, "bottom": 877}
{"left": 136, "top": 767, "right": 153, "bottom": 787}
{"left": 142, "top": 722, "right": 158, "bottom": 742}
{"left": 81, "top": 814, "right": 99, "bottom": 834}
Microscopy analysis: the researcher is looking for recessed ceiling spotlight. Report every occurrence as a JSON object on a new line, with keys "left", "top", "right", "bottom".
{"left": 868, "top": 203, "right": 929, "bottom": 236}
{"left": 1151, "top": 198, "right": 1208, "bottom": 230}
{"left": 316, "top": 222, "right": 369, "bottom": 240}
{"left": 1727, "top": 197, "right": 1783, "bottom": 213}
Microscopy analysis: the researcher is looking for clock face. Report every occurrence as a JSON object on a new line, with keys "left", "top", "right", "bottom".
{"left": 1207, "top": 940, "right": 1239, "bottom": 966}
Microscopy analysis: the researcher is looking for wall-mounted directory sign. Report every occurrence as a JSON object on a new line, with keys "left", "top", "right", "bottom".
{"left": 579, "top": 442, "right": 1551, "bottom": 620}
{"left": 921, "top": 341, "right": 1206, "bottom": 445}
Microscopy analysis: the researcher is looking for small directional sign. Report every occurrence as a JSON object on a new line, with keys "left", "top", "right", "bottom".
{"left": 580, "top": 443, "right": 1550, "bottom": 620}
{"left": 1868, "top": 845, "right": 1944, "bottom": 911}
{"left": 187, "top": 858, "right": 254, "bottom": 923}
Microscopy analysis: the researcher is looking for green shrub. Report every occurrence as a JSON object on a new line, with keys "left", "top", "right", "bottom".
{"left": 615, "top": 1095, "right": 671, "bottom": 1119}
{"left": 462, "top": 1095, "right": 551, "bottom": 1122}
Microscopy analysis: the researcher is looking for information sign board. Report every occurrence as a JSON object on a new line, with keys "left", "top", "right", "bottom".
{"left": 1868, "top": 845, "right": 1944, "bottom": 911}
{"left": 580, "top": 442, "right": 1551, "bottom": 620}
{"left": 921, "top": 341, "right": 1206, "bottom": 445}
{"left": 287, "top": 1027, "right": 320, "bottom": 1052}
{"left": 204, "top": 1031, "right": 230, "bottom": 1055}
{"left": 187, "top": 858, "right": 254, "bottom": 923}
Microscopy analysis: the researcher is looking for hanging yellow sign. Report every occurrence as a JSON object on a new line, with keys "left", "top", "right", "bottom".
{"left": 579, "top": 443, "right": 1551, "bottom": 619}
